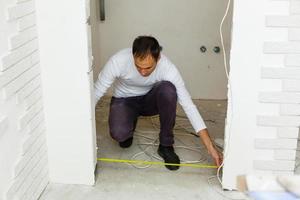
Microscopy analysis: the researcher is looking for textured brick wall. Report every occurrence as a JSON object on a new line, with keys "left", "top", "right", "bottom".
{"left": 0, "top": 0, "right": 49, "bottom": 199}
{"left": 255, "top": 0, "right": 300, "bottom": 174}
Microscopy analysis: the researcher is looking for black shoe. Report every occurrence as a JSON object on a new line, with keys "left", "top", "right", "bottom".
{"left": 157, "top": 145, "right": 180, "bottom": 170}
{"left": 119, "top": 137, "right": 133, "bottom": 148}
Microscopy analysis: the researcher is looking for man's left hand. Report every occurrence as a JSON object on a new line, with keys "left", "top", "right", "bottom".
{"left": 207, "top": 146, "right": 223, "bottom": 167}
{"left": 198, "top": 128, "right": 223, "bottom": 167}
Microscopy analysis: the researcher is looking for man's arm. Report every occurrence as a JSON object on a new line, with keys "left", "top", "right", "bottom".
{"left": 163, "top": 59, "right": 222, "bottom": 167}
{"left": 198, "top": 129, "right": 223, "bottom": 167}
{"left": 94, "top": 58, "right": 119, "bottom": 105}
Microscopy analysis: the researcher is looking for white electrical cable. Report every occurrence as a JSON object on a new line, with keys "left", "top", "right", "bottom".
{"left": 216, "top": 0, "right": 233, "bottom": 186}
{"left": 100, "top": 97, "right": 227, "bottom": 170}
{"left": 220, "top": 0, "right": 231, "bottom": 80}
{"left": 129, "top": 121, "right": 209, "bottom": 169}
{"left": 205, "top": 0, "right": 244, "bottom": 199}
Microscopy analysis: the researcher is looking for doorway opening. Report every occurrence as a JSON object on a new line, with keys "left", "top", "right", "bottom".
{"left": 91, "top": 0, "right": 237, "bottom": 198}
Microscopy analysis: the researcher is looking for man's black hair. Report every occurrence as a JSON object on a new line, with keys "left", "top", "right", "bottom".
{"left": 132, "top": 36, "right": 162, "bottom": 61}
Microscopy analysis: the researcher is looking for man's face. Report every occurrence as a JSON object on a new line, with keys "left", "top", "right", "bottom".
{"left": 134, "top": 54, "right": 158, "bottom": 77}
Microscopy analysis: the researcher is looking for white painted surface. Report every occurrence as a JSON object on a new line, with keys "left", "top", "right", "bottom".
{"left": 286, "top": 54, "right": 300, "bottom": 66}
{"left": 223, "top": 0, "right": 300, "bottom": 189}
{"left": 278, "top": 127, "right": 299, "bottom": 138}
{"left": 280, "top": 104, "right": 300, "bottom": 116}
{"left": 222, "top": 0, "right": 267, "bottom": 189}
{"left": 0, "top": 0, "right": 49, "bottom": 199}
{"left": 91, "top": 0, "right": 233, "bottom": 99}
{"left": 255, "top": 138, "right": 298, "bottom": 149}
{"left": 254, "top": 160, "right": 295, "bottom": 171}
{"left": 289, "top": 28, "right": 300, "bottom": 41}
{"left": 283, "top": 80, "right": 300, "bottom": 91}
{"left": 35, "top": 0, "right": 97, "bottom": 185}
{"left": 274, "top": 150, "right": 296, "bottom": 160}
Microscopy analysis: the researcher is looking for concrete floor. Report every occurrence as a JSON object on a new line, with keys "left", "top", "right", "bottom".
{"left": 39, "top": 97, "right": 253, "bottom": 200}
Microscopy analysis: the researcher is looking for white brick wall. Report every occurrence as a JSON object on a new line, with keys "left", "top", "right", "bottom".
{"left": 285, "top": 54, "right": 300, "bottom": 66}
{"left": 255, "top": 138, "right": 298, "bottom": 149}
{"left": 277, "top": 127, "right": 299, "bottom": 138}
{"left": 6, "top": 1, "right": 35, "bottom": 21}
{"left": 289, "top": 28, "right": 300, "bottom": 40}
{"left": 266, "top": 15, "right": 300, "bottom": 27}
{"left": 223, "top": 0, "right": 299, "bottom": 189}
{"left": 282, "top": 80, "right": 300, "bottom": 91}
{"left": 0, "top": 38, "right": 38, "bottom": 71}
{"left": 261, "top": 67, "right": 300, "bottom": 79}
{"left": 257, "top": 115, "right": 300, "bottom": 126}
{"left": 255, "top": 0, "right": 300, "bottom": 175}
{"left": 259, "top": 92, "right": 300, "bottom": 103}
{"left": 253, "top": 160, "right": 295, "bottom": 171}
{"left": 280, "top": 104, "right": 300, "bottom": 115}
{"left": 18, "top": 13, "right": 36, "bottom": 31}
{"left": 264, "top": 42, "right": 300, "bottom": 54}
{"left": 274, "top": 150, "right": 296, "bottom": 160}
{"left": 291, "top": 0, "right": 300, "bottom": 14}
{"left": 9, "top": 26, "right": 37, "bottom": 50}
{"left": 0, "top": 0, "right": 49, "bottom": 199}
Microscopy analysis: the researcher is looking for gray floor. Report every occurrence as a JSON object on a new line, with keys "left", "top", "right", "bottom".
{"left": 39, "top": 97, "right": 251, "bottom": 200}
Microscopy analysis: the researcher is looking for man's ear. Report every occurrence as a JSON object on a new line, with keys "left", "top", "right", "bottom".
{"left": 159, "top": 46, "right": 163, "bottom": 51}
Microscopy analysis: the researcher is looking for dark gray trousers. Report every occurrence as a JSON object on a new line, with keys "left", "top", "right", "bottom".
{"left": 108, "top": 81, "right": 177, "bottom": 146}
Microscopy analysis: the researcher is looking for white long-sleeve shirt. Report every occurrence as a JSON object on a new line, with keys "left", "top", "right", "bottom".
{"left": 94, "top": 48, "right": 206, "bottom": 133}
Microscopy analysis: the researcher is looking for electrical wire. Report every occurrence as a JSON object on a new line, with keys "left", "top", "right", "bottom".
{"left": 96, "top": 97, "right": 222, "bottom": 169}
{"left": 220, "top": 0, "right": 231, "bottom": 80}
{"left": 216, "top": 0, "right": 233, "bottom": 186}
{"left": 204, "top": 0, "right": 247, "bottom": 199}
{"left": 127, "top": 120, "right": 209, "bottom": 169}
{"left": 132, "top": 112, "right": 243, "bottom": 199}
{"left": 96, "top": 96, "right": 231, "bottom": 182}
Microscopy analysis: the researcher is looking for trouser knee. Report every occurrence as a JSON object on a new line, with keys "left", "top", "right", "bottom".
{"left": 156, "top": 81, "right": 177, "bottom": 103}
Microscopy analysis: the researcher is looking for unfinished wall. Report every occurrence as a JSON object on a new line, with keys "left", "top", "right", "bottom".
{"left": 0, "top": 0, "right": 49, "bottom": 199}
{"left": 91, "top": 0, "right": 233, "bottom": 99}
{"left": 223, "top": 0, "right": 300, "bottom": 190}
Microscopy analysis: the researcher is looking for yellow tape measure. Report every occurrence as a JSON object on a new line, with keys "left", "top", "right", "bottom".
{"left": 97, "top": 158, "right": 218, "bottom": 169}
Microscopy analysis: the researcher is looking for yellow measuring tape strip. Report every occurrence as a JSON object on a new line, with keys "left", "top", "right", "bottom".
{"left": 97, "top": 158, "right": 218, "bottom": 169}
